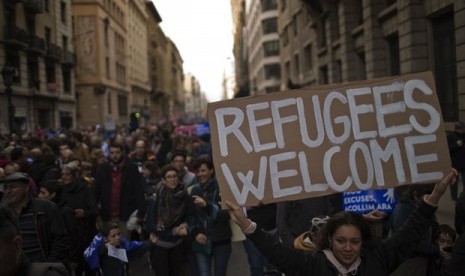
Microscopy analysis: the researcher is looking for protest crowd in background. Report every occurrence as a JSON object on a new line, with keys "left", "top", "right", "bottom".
{"left": 0, "top": 117, "right": 464, "bottom": 276}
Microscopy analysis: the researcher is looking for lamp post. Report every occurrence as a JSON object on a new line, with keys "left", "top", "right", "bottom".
{"left": 2, "top": 66, "right": 16, "bottom": 134}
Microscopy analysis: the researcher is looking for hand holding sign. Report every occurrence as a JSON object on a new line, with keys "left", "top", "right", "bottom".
{"left": 426, "top": 168, "right": 458, "bottom": 205}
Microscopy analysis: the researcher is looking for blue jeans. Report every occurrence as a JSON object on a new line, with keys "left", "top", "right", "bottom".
{"left": 243, "top": 237, "right": 278, "bottom": 276}
{"left": 196, "top": 242, "right": 231, "bottom": 276}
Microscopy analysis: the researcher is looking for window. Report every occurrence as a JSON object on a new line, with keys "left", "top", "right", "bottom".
{"left": 293, "top": 15, "right": 298, "bottom": 36}
{"left": 319, "top": 65, "right": 328, "bottom": 84}
{"left": 45, "top": 27, "right": 51, "bottom": 47}
{"left": 262, "top": 18, "right": 277, "bottom": 35}
{"left": 60, "top": 1, "right": 66, "bottom": 23}
{"left": 104, "top": 18, "right": 109, "bottom": 46}
{"left": 108, "top": 94, "right": 112, "bottom": 114}
{"left": 27, "top": 57, "right": 39, "bottom": 89}
{"left": 294, "top": 54, "right": 300, "bottom": 78}
{"left": 106, "top": 57, "right": 110, "bottom": 79}
{"left": 386, "top": 34, "right": 400, "bottom": 76}
{"left": 5, "top": 50, "right": 20, "bottom": 84}
{"left": 44, "top": 0, "right": 49, "bottom": 12}
{"left": 261, "top": 0, "right": 277, "bottom": 12}
{"left": 334, "top": 60, "right": 342, "bottom": 83}
{"left": 62, "top": 35, "right": 68, "bottom": 51}
{"left": 285, "top": 61, "right": 291, "bottom": 81}
{"left": 318, "top": 17, "right": 327, "bottom": 47}
{"left": 263, "top": 40, "right": 279, "bottom": 56}
{"left": 356, "top": 52, "right": 366, "bottom": 80}
{"left": 118, "top": 95, "right": 128, "bottom": 116}
{"left": 280, "top": 0, "right": 286, "bottom": 11}
{"left": 62, "top": 67, "right": 71, "bottom": 93}
{"left": 433, "top": 12, "right": 458, "bottom": 121}
{"left": 304, "top": 44, "right": 313, "bottom": 72}
{"left": 264, "top": 63, "right": 281, "bottom": 80}
{"left": 282, "top": 26, "right": 289, "bottom": 46}
{"left": 46, "top": 62, "right": 56, "bottom": 84}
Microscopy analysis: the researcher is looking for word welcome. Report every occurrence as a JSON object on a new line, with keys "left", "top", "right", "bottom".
{"left": 208, "top": 73, "right": 450, "bottom": 206}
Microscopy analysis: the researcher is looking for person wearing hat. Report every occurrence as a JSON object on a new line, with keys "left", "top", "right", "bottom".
{"left": 1, "top": 172, "right": 69, "bottom": 263}
{"left": 447, "top": 122, "right": 465, "bottom": 202}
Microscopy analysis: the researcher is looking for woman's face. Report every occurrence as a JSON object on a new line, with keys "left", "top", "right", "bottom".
{"left": 163, "top": 169, "right": 178, "bottom": 189}
{"left": 142, "top": 166, "right": 151, "bottom": 178}
{"left": 196, "top": 163, "right": 213, "bottom": 184}
{"left": 60, "top": 170, "right": 74, "bottom": 185}
{"left": 330, "top": 224, "right": 362, "bottom": 268}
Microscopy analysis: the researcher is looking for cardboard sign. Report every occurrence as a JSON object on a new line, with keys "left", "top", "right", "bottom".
{"left": 207, "top": 72, "right": 451, "bottom": 207}
{"left": 343, "top": 188, "right": 396, "bottom": 214}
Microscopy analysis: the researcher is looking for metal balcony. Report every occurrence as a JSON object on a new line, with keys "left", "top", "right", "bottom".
{"left": 46, "top": 44, "right": 62, "bottom": 61}
{"left": 61, "top": 50, "right": 76, "bottom": 66}
{"left": 24, "top": 0, "right": 43, "bottom": 14}
{"left": 3, "top": 25, "right": 29, "bottom": 49}
{"left": 27, "top": 35, "right": 46, "bottom": 55}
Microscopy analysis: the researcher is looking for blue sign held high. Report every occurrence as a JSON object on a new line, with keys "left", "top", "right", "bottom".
{"left": 343, "top": 189, "right": 397, "bottom": 214}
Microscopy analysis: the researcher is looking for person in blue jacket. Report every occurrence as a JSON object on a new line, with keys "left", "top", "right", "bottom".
{"left": 84, "top": 221, "right": 157, "bottom": 276}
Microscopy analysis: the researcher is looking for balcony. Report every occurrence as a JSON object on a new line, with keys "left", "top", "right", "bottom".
{"left": 24, "top": 0, "right": 43, "bottom": 14}
{"left": 46, "top": 44, "right": 62, "bottom": 61}
{"left": 3, "top": 25, "right": 29, "bottom": 49}
{"left": 61, "top": 50, "right": 76, "bottom": 66}
{"left": 27, "top": 35, "right": 46, "bottom": 55}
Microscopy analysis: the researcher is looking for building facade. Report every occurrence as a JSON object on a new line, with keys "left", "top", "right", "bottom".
{"left": 184, "top": 73, "right": 203, "bottom": 118}
{"left": 246, "top": 0, "right": 281, "bottom": 95}
{"left": 72, "top": 0, "right": 131, "bottom": 129}
{"left": 283, "top": 0, "right": 464, "bottom": 126}
{"left": 127, "top": 0, "right": 151, "bottom": 125}
{"left": 231, "top": 0, "right": 249, "bottom": 98}
{"left": 0, "top": 0, "right": 76, "bottom": 134}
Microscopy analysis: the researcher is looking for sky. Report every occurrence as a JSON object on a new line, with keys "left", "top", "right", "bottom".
{"left": 152, "top": 0, "right": 234, "bottom": 103}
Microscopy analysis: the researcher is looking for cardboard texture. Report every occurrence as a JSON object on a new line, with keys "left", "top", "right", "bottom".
{"left": 207, "top": 72, "right": 451, "bottom": 207}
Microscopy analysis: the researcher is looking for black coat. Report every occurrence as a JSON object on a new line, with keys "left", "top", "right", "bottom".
{"left": 249, "top": 200, "right": 437, "bottom": 276}
{"left": 21, "top": 198, "right": 70, "bottom": 262}
{"left": 94, "top": 157, "right": 146, "bottom": 221}
{"left": 447, "top": 131, "right": 465, "bottom": 171}
{"left": 57, "top": 180, "right": 98, "bottom": 261}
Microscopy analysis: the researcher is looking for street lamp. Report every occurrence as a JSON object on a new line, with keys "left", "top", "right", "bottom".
{"left": 2, "top": 66, "right": 16, "bottom": 134}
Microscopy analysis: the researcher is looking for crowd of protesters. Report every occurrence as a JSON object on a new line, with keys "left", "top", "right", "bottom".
{"left": 0, "top": 121, "right": 464, "bottom": 276}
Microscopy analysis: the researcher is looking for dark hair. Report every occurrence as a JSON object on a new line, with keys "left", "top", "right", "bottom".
{"left": 194, "top": 155, "right": 213, "bottom": 171}
{"left": 40, "top": 180, "right": 61, "bottom": 195}
{"left": 435, "top": 224, "right": 456, "bottom": 242}
{"left": 161, "top": 164, "right": 178, "bottom": 179}
{"left": 109, "top": 139, "right": 124, "bottom": 151}
{"left": 171, "top": 150, "right": 187, "bottom": 162}
{"left": 143, "top": 161, "right": 160, "bottom": 176}
{"left": 10, "top": 147, "right": 24, "bottom": 162}
{"left": 319, "top": 211, "right": 373, "bottom": 249}
{"left": 100, "top": 221, "right": 120, "bottom": 237}
{"left": 395, "top": 183, "right": 435, "bottom": 203}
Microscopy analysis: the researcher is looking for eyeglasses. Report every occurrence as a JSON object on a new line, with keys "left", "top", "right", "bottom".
{"left": 165, "top": 174, "right": 178, "bottom": 179}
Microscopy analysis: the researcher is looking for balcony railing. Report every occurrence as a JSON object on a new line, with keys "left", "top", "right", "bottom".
{"left": 61, "top": 50, "right": 76, "bottom": 66}
{"left": 28, "top": 35, "right": 46, "bottom": 55}
{"left": 24, "top": 0, "right": 43, "bottom": 14}
{"left": 3, "top": 25, "right": 29, "bottom": 48}
{"left": 46, "top": 44, "right": 62, "bottom": 61}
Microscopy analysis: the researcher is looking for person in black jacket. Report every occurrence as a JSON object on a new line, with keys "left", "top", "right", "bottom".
{"left": 188, "top": 156, "right": 231, "bottom": 276}
{"left": 226, "top": 169, "right": 458, "bottom": 276}
{"left": 57, "top": 163, "right": 98, "bottom": 275}
{"left": 1, "top": 172, "right": 69, "bottom": 263}
{"left": 145, "top": 165, "right": 189, "bottom": 276}
{"left": 94, "top": 141, "right": 146, "bottom": 239}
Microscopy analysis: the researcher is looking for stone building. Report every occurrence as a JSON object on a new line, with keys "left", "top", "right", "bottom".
{"left": 72, "top": 0, "right": 131, "bottom": 129}
{"left": 246, "top": 0, "right": 281, "bottom": 95}
{"left": 284, "top": 0, "right": 464, "bottom": 125}
{"left": 0, "top": 0, "right": 76, "bottom": 133}
{"left": 127, "top": 0, "right": 151, "bottom": 124}
{"left": 184, "top": 73, "right": 202, "bottom": 118}
{"left": 231, "top": 0, "right": 250, "bottom": 98}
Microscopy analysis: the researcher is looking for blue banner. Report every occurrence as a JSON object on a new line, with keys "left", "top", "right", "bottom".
{"left": 343, "top": 189, "right": 397, "bottom": 214}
